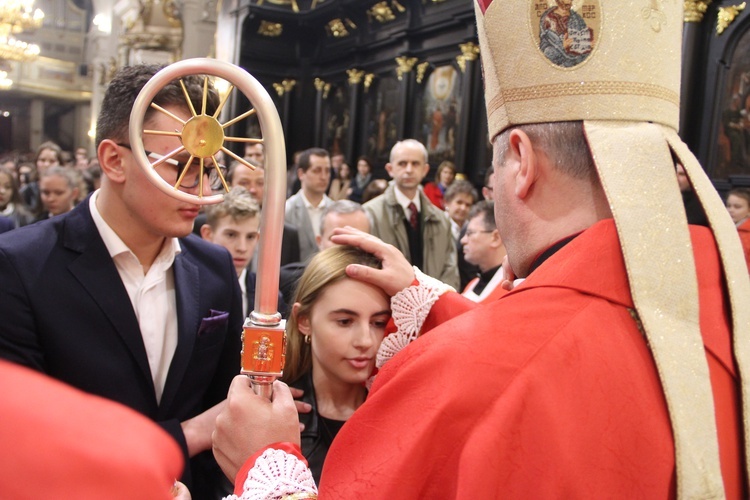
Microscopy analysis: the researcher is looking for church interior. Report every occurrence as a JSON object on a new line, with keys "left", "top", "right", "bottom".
{"left": 1, "top": 0, "right": 749, "bottom": 189}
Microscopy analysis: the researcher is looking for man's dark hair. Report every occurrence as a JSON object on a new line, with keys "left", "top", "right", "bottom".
{"left": 483, "top": 166, "right": 494, "bottom": 189}
{"left": 297, "top": 148, "right": 330, "bottom": 173}
{"left": 468, "top": 200, "right": 496, "bottom": 230}
{"left": 444, "top": 179, "right": 478, "bottom": 204}
{"left": 95, "top": 64, "right": 219, "bottom": 147}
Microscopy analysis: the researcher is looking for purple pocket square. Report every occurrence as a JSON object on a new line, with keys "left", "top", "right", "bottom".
{"left": 197, "top": 309, "right": 229, "bottom": 337}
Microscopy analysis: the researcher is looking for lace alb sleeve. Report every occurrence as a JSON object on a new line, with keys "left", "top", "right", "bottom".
{"left": 376, "top": 267, "right": 455, "bottom": 370}
{"left": 224, "top": 448, "right": 318, "bottom": 500}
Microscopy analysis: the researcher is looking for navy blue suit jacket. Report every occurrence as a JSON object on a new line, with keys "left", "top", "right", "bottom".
{"left": 0, "top": 198, "right": 243, "bottom": 493}
{"left": 0, "top": 216, "right": 13, "bottom": 234}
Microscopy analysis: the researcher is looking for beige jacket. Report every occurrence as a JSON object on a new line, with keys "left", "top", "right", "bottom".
{"left": 364, "top": 184, "right": 459, "bottom": 289}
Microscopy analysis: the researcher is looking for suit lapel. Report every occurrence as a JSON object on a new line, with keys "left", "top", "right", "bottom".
{"left": 159, "top": 247, "right": 200, "bottom": 413}
{"left": 63, "top": 203, "right": 154, "bottom": 391}
{"left": 296, "top": 196, "right": 317, "bottom": 250}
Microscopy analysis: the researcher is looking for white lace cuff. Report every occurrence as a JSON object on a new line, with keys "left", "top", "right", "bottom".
{"left": 376, "top": 267, "right": 454, "bottom": 370}
{"left": 224, "top": 448, "right": 318, "bottom": 500}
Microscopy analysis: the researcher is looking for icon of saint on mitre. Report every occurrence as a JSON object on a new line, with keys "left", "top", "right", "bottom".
{"left": 535, "top": 0, "right": 599, "bottom": 68}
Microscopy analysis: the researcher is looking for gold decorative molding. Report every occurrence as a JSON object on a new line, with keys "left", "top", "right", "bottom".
{"left": 258, "top": 20, "right": 283, "bottom": 37}
{"left": 717, "top": 2, "right": 746, "bottom": 34}
{"left": 684, "top": 0, "right": 712, "bottom": 22}
{"left": 347, "top": 68, "right": 366, "bottom": 85}
{"left": 416, "top": 61, "right": 430, "bottom": 84}
{"left": 395, "top": 56, "right": 418, "bottom": 80}
{"left": 459, "top": 42, "right": 480, "bottom": 61}
{"left": 273, "top": 79, "right": 296, "bottom": 97}
{"left": 457, "top": 42, "right": 480, "bottom": 73}
{"left": 313, "top": 78, "right": 332, "bottom": 99}
{"left": 326, "top": 18, "right": 350, "bottom": 37}
{"left": 364, "top": 73, "right": 375, "bottom": 92}
{"left": 368, "top": 2, "right": 395, "bottom": 23}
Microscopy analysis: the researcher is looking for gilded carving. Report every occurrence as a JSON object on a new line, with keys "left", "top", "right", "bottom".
{"left": 327, "top": 18, "right": 350, "bottom": 37}
{"left": 395, "top": 56, "right": 418, "bottom": 80}
{"left": 368, "top": 2, "right": 396, "bottom": 23}
{"left": 456, "top": 55, "right": 466, "bottom": 73}
{"left": 717, "top": 2, "right": 746, "bottom": 34}
{"left": 684, "top": 0, "right": 713, "bottom": 22}
{"left": 314, "top": 78, "right": 327, "bottom": 91}
{"left": 416, "top": 61, "right": 430, "bottom": 84}
{"left": 459, "top": 42, "right": 480, "bottom": 61}
{"left": 258, "top": 20, "right": 283, "bottom": 37}
{"left": 323, "top": 83, "right": 331, "bottom": 99}
{"left": 272, "top": 79, "right": 296, "bottom": 97}
{"left": 364, "top": 73, "right": 375, "bottom": 92}
{"left": 347, "top": 68, "right": 366, "bottom": 85}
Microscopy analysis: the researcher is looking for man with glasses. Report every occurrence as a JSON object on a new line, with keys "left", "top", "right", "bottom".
{"left": 0, "top": 64, "right": 243, "bottom": 498}
{"left": 459, "top": 200, "right": 507, "bottom": 303}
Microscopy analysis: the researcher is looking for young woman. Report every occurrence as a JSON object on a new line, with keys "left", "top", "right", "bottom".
{"left": 348, "top": 156, "right": 373, "bottom": 204}
{"left": 423, "top": 160, "right": 456, "bottom": 210}
{"left": 35, "top": 166, "right": 80, "bottom": 222}
{"left": 328, "top": 161, "right": 352, "bottom": 201}
{"left": 726, "top": 187, "right": 750, "bottom": 271}
{"left": 0, "top": 166, "right": 33, "bottom": 228}
{"left": 22, "top": 141, "right": 63, "bottom": 215}
{"left": 282, "top": 245, "right": 391, "bottom": 483}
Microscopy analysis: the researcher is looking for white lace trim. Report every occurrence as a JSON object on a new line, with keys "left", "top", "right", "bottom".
{"left": 224, "top": 448, "right": 318, "bottom": 500}
{"left": 376, "top": 267, "right": 454, "bottom": 370}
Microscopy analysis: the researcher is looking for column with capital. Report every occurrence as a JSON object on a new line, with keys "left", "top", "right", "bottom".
{"left": 395, "top": 56, "right": 418, "bottom": 139}
{"left": 346, "top": 69, "right": 366, "bottom": 162}
{"left": 455, "top": 42, "right": 481, "bottom": 172}
{"left": 681, "top": 0, "right": 713, "bottom": 147}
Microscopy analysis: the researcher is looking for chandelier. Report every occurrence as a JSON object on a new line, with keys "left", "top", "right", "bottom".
{"left": 0, "top": 0, "right": 44, "bottom": 62}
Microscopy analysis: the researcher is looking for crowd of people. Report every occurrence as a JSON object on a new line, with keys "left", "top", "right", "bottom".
{"left": 0, "top": 0, "right": 750, "bottom": 499}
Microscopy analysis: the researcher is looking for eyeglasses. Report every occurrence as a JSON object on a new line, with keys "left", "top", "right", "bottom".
{"left": 116, "top": 143, "right": 227, "bottom": 191}
{"left": 465, "top": 229, "right": 494, "bottom": 237}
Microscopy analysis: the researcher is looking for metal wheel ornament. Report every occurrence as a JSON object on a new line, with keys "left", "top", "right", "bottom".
{"left": 128, "top": 58, "right": 285, "bottom": 206}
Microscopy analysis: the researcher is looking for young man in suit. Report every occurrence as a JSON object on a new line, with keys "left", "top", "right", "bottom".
{"left": 0, "top": 64, "right": 243, "bottom": 498}
{"left": 284, "top": 148, "right": 333, "bottom": 262}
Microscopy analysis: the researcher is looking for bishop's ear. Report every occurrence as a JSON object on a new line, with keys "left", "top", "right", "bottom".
{"left": 508, "top": 129, "right": 538, "bottom": 200}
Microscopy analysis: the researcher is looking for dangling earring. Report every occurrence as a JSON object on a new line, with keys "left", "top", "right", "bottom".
{"left": 304, "top": 334, "right": 311, "bottom": 345}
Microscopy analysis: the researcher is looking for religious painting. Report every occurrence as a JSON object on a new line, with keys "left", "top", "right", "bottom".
{"left": 531, "top": 0, "right": 601, "bottom": 69}
{"left": 362, "top": 75, "right": 400, "bottom": 164}
{"left": 715, "top": 27, "right": 750, "bottom": 179}
{"left": 418, "top": 64, "right": 461, "bottom": 163}
{"left": 321, "top": 83, "right": 349, "bottom": 157}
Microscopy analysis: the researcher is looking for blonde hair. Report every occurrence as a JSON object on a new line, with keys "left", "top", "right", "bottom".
{"left": 204, "top": 186, "right": 259, "bottom": 228}
{"left": 282, "top": 245, "right": 382, "bottom": 384}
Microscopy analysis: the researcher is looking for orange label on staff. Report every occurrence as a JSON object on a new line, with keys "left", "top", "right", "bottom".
{"left": 241, "top": 325, "right": 286, "bottom": 376}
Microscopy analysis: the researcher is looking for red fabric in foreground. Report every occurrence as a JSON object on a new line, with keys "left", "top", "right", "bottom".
{"left": 0, "top": 360, "right": 183, "bottom": 500}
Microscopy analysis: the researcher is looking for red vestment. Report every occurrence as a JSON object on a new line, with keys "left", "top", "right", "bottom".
{"left": 0, "top": 360, "right": 183, "bottom": 499}
{"left": 318, "top": 219, "right": 743, "bottom": 498}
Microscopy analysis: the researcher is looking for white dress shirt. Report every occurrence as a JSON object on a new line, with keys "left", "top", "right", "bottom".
{"left": 89, "top": 191, "right": 180, "bottom": 403}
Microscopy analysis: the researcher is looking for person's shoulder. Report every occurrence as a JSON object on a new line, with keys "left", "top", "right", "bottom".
{"left": 0, "top": 213, "right": 64, "bottom": 254}
{"left": 179, "top": 233, "right": 232, "bottom": 265}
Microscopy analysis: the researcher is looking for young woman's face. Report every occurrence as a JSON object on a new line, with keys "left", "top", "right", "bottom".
{"left": 339, "top": 163, "right": 351, "bottom": 179}
{"left": 727, "top": 194, "right": 750, "bottom": 224}
{"left": 357, "top": 160, "right": 371, "bottom": 177}
{"left": 300, "top": 278, "right": 390, "bottom": 386}
{"left": 36, "top": 148, "right": 60, "bottom": 174}
{"left": 439, "top": 167, "right": 455, "bottom": 186}
{"left": 0, "top": 172, "right": 13, "bottom": 209}
{"left": 40, "top": 175, "right": 78, "bottom": 216}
